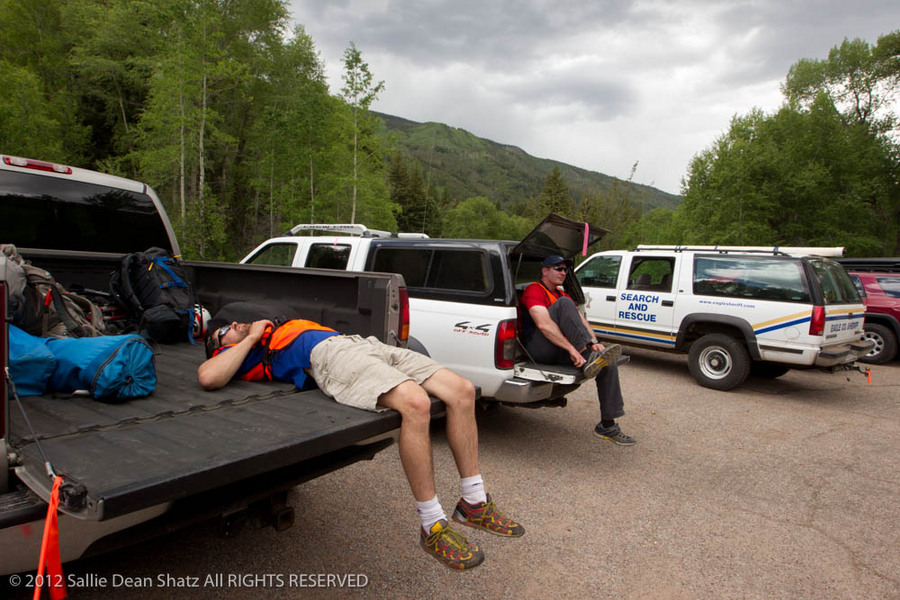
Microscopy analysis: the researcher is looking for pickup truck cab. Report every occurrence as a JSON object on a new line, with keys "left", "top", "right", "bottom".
{"left": 241, "top": 216, "right": 608, "bottom": 406}
{"left": 574, "top": 245, "right": 872, "bottom": 390}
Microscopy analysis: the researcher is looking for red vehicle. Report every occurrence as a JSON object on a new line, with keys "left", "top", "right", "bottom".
{"left": 838, "top": 258, "right": 900, "bottom": 364}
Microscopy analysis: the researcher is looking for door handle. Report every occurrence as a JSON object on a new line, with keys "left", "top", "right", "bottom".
{"left": 606, "top": 295, "right": 616, "bottom": 302}
{"left": 662, "top": 300, "right": 674, "bottom": 307}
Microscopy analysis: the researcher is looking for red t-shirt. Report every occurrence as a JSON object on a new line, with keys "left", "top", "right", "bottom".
{"left": 519, "top": 282, "right": 570, "bottom": 340}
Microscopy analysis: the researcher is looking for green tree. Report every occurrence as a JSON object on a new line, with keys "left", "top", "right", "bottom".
{"left": 442, "top": 197, "right": 531, "bottom": 239}
{"left": 538, "top": 165, "right": 574, "bottom": 216}
{"left": 340, "top": 42, "right": 384, "bottom": 224}
{"left": 578, "top": 162, "right": 642, "bottom": 250}
{"left": 784, "top": 31, "right": 900, "bottom": 133}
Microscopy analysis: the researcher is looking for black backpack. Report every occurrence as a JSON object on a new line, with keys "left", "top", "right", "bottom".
{"left": 110, "top": 247, "right": 196, "bottom": 344}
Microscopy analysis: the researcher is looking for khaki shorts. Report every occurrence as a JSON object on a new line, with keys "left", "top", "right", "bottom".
{"left": 308, "top": 335, "right": 443, "bottom": 411}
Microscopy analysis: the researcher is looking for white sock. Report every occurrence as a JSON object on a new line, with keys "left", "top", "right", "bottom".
{"left": 415, "top": 495, "right": 446, "bottom": 533}
{"left": 461, "top": 474, "right": 487, "bottom": 505}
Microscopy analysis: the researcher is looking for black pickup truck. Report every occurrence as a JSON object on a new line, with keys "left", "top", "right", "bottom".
{"left": 0, "top": 156, "right": 432, "bottom": 575}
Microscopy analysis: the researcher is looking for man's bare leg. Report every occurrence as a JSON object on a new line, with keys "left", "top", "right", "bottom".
{"left": 378, "top": 379, "right": 437, "bottom": 501}
{"left": 421, "top": 368, "right": 479, "bottom": 479}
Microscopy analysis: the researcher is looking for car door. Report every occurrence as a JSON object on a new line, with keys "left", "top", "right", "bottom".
{"left": 613, "top": 254, "right": 679, "bottom": 348}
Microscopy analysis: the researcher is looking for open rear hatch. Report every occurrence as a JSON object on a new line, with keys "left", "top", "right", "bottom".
{"left": 509, "top": 213, "right": 609, "bottom": 376}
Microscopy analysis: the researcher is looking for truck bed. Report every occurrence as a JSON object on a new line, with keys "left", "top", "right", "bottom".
{"left": 9, "top": 342, "right": 439, "bottom": 522}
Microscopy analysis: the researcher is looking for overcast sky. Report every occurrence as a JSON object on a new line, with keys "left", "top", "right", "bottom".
{"left": 287, "top": 1, "right": 896, "bottom": 195}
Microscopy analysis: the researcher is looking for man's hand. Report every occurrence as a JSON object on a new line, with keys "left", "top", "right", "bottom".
{"left": 247, "top": 319, "right": 272, "bottom": 344}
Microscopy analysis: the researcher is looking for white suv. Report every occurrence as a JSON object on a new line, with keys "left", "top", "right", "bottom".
{"left": 574, "top": 246, "right": 872, "bottom": 390}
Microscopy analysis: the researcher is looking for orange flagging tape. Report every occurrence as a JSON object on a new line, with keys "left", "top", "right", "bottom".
{"left": 33, "top": 476, "right": 67, "bottom": 600}
{"left": 867, "top": 369, "right": 872, "bottom": 384}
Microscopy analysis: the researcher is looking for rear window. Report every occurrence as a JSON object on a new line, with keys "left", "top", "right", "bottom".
{"left": 0, "top": 170, "right": 172, "bottom": 253}
{"left": 245, "top": 242, "right": 297, "bottom": 266}
{"left": 369, "top": 246, "right": 498, "bottom": 304}
{"left": 306, "top": 243, "right": 351, "bottom": 269}
{"left": 809, "top": 259, "right": 862, "bottom": 304}
{"left": 693, "top": 256, "right": 811, "bottom": 303}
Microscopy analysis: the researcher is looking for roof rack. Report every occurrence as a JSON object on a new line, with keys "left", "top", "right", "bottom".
{"left": 285, "top": 223, "right": 429, "bottom": 239}
{"left": 835, "top": 258, "right": 900, "bottom": 273}
{"left": 634, "top": 245, "right": 845, "bottom": 257}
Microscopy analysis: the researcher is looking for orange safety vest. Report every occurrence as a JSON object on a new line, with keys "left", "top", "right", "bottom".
{"left": 536, "top": 282, "right": 568, "bottom": 306}
{"left": 217, "top": 319, "right": 337, "bottom": 381}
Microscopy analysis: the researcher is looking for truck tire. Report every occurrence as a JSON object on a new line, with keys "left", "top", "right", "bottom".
{"left": 688, "top": 333, "right": 751, "bottom": 391}
{"left": 859, "top": 323, "right": 898, "bottom": 365}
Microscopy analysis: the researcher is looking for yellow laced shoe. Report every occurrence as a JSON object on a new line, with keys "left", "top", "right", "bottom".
{"left": 420, "top": 519, "right": 484, "bottom": 570}
{"left": 452, "top": 494, "right": 525, "bottom": 537}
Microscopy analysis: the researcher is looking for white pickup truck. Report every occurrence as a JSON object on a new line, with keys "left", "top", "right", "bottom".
{"left": 241, "top": 215, "right": 609, "bottom": 407}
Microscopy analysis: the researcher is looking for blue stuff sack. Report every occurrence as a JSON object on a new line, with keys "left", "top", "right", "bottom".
{"left": 8, "top": 325, "right": 57, "bottom": 396}
{"left": 45, "top": 334, "right": 157, "bottom": 403}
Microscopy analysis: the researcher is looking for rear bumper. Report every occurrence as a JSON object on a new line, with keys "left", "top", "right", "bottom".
{"left": 491, "top": 364, "right": 584, "bottom": 404}
{"left": 815, "top": 339, "right": 875, "bottom": 367}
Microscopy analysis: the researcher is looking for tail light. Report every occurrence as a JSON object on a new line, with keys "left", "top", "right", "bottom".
{"left": 3, "top": 155, "right": 72, "bottom": 174}
{"left": 398, "top": 287, "right": 410, "bottom": 344}
{"left": 495, "top": 319, "right": 517, "bottom": 369}
{"left": 809, "top": 305, "right": 825, "bottom": 336}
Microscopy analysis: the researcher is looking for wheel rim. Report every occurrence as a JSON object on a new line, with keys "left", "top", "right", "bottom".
{"left": 863, "top": 331, "right": 884, "bottom": 358}
{"left": 698, "top": 345, "right": 732, "bottom": 380}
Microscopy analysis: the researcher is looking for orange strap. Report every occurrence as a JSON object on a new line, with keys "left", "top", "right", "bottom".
{"left": 34, "top": 476, "right": 68, "bottom": 600}
{"left": 538, "top": 283, "right": 565, "bottom": 306}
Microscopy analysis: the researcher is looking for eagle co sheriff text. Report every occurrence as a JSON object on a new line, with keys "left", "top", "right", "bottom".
{"left": 619, "top": 292, "right": 660, "bottom": 322}
{"left": 58, "top": 572, "right": 368, "bottom": 589}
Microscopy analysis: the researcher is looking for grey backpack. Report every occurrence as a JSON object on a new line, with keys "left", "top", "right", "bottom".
{"left": 1, "top": 244, "right": 104, "bottom": 338}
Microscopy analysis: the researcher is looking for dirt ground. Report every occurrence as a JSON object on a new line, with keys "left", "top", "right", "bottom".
{"left": 7, "top": 347, "right": 899, "bottom": 599}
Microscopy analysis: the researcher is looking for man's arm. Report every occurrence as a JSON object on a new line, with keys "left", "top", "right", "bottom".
{"left": 198, "top": 320, "right": 270, "bottom": 390}
{"left": 528, "top": 305, "right": 586, "bottom": 367}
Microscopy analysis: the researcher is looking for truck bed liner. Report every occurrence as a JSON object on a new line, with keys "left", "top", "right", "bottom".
{"left": 9, "top": 343, "right": 430, "bottom": 521}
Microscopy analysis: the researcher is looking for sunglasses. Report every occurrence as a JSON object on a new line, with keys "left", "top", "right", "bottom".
{"left": 214, "top": 324, "right": 230, "bottom": 347}
{"left": 551, "top": 265, "right": 567, "bottom": 272}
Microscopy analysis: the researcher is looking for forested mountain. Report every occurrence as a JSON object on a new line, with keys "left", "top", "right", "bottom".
{"left": 376, "top": 113, "right": 681, "bottom": 213}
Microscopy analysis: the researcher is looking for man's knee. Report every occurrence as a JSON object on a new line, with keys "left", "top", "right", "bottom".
{"left": 383, "top": 381, "right": 432, "bottom": 422}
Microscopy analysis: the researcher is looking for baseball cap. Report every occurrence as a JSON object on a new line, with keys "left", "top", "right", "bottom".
{"left": 541, "top": 255, "right": 569, "bottom": 268}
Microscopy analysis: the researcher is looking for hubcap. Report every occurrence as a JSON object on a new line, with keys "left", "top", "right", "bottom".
{"left": 864, "top": 331, "right": 884, "bottom": 358}
{"left": 699, "top": 346, "right": 731, "bottom": 380}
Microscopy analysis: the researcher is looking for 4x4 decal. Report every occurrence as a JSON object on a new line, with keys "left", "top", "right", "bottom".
{"left": 453, "top": 321, "right": 491, "bottom": 336}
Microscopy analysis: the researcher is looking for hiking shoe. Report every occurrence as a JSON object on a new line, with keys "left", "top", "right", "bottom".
{"left": 452, "top": 494, "right": 525, "bottom": 537}
{"left": 593, "top": 422, "right": 636, "bottom": 445}
{"left": 583, "top": 344, "right": 623, "bottom": 379}
{"left": 420, "top": 519, "right": 484, "bottom": 570}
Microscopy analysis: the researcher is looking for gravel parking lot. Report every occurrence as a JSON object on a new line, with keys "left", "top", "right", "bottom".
{"left": 8, "top": 348, "right": 899, "bottom": 599}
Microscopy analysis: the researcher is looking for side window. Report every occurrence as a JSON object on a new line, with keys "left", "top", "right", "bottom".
{"left": 370, "top": 248, "right": 430, "bottom": 287}
{"left": 849, "top": 275, "right": 865, "bottom": 296}
{"left": 628, "top": 257, "right": 674, "bottom": 292}
{"left": 305, "top": 243, "right": 351, "bottom": 269}
{"left": 694, "top": 256, "right": 811, "bottom": 302}
{"left": 245, "top": 243, "right": 297, "bottom": 267}
{"left": 370, "top": 247, "right": 491, "bottom": 294}
{"left": 576, "top": 256, "right": 621, "bottom": 289}
{"left": 876, "top": 277, "right": 900, "bottom": 298}
{"left": 428, "top": 250, "right": 489, "bottom": 293}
